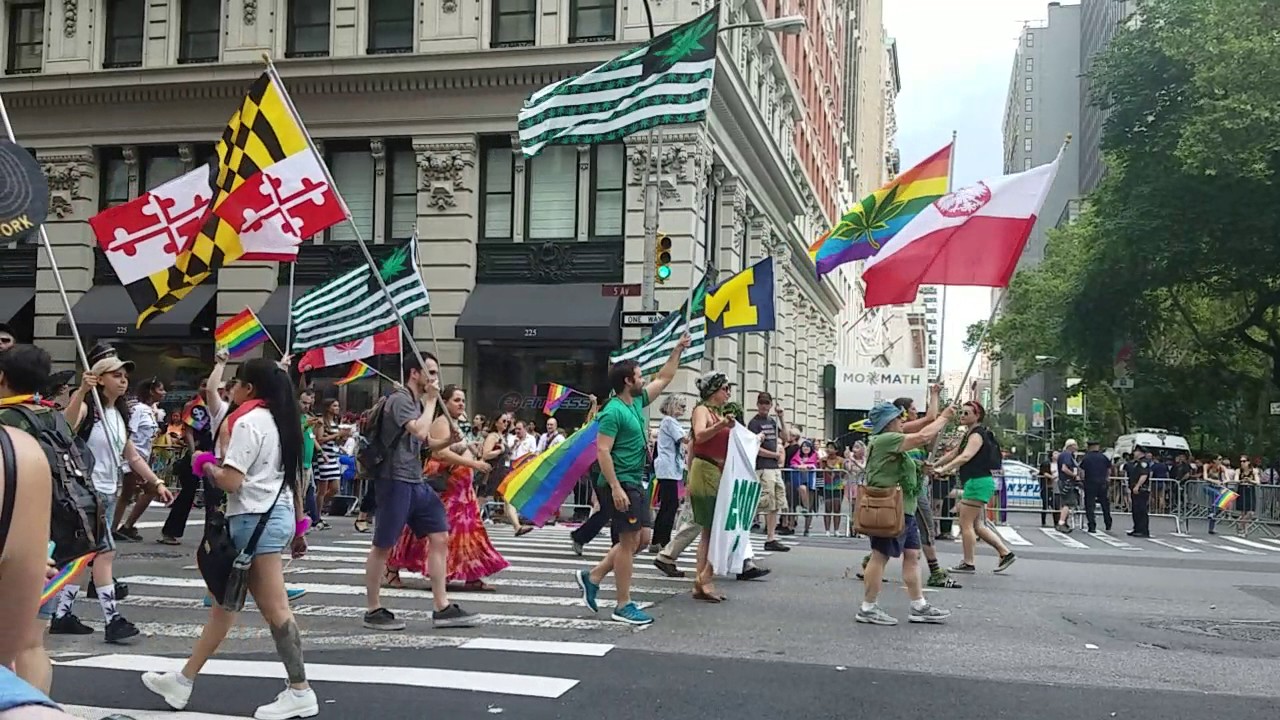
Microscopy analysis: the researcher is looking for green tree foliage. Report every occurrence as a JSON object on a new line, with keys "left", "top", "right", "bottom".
{"left": 985, "top": 0, "right": 1280, "bottom": 455}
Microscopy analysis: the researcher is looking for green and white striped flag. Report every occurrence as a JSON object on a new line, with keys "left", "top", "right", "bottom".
{"left": 610, "top": 275, "right": 709, "bottom": 375}
{"left": 289, "top": 239, "right": 430, "bottom": 353}
{"left": 517, "top": 8, "right": 718, "bottom": 158}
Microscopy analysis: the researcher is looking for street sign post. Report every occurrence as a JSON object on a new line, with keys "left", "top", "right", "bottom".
{"left": 601, "top": 283, "right": 641, "bottom": 297}
{"left": 621, "top": 311, "right": 664, "bottom": 327}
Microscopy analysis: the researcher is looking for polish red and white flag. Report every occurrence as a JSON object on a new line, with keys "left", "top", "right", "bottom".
{"left": 297, "top": 326, "right": 400, "bottom": 372}
{"left": 861, "top": 146, "right": 1064, "bottom": 308}
{"left": 89, "top": 166, "right": 213, "bottom": 285}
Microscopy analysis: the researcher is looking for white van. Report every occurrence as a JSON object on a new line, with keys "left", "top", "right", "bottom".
{"left": 1111, "top": 428, "right": 1192, "bottom": 460}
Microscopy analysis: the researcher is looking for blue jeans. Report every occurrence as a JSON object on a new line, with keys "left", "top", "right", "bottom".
{"left": 229, "top": 500, "right": 296, "bottom": 556}
{"left": 303, "top": 468, "right": 321, "bottom": 524}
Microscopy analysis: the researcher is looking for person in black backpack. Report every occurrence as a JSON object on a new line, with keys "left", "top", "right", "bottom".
{"left": 932, "top": 400, "right": 1016, "bottom": 574}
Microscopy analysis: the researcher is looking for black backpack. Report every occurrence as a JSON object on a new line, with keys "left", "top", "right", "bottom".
{"left": 971, "top": 424, "right": 1003, "bottom": 472}
{"left": 0, "top": 404, "right": 104, "bottom": 565}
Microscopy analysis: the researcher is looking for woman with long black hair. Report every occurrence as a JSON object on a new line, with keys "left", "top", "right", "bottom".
{"left": 114, "top": 376, "right": 167, "bottom": 542}
{"left": 142, "top": 358, "right": 316, "bottom": 719}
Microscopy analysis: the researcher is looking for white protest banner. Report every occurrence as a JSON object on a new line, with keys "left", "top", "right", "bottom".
{"left": 709, "top": 424, "right": 761, "bottom": 576}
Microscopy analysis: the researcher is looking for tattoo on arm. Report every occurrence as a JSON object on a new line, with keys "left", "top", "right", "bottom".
{"left": 269, "top": 619, "right": 307, "bottom": 684}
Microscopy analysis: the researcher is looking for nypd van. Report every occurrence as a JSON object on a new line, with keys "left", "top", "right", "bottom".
{"left": 1111, "top": 428, "right": 1192, "bottom": 460}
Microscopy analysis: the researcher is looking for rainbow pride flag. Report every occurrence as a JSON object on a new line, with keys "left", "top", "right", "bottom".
{"left": 336, "top": 361, "right": 376, "bottom": 386}
{"left": 1216, "top": 489, "right": 1239, "bottom": 510}
{"left": 543, "top": 383, "right": 572, "bottom": 416}
{"left": 808, "top": 143, "right": 952, "bottom": 277}
{"left": 182, "top": 395, "right": 207, "bottom": 429}
{"left": 499, "top": 423, "right": 599, "bottom": 526}
{"left": 42, "top": 552, "right": 95, "bottom": 605}
{"left": 214, "top": 309, "right": 269, "bottom": 358}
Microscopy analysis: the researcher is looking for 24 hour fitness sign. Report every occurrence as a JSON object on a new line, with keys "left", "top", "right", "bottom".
{"left": 835, "top": 366, "right": 929, "bottom": 411}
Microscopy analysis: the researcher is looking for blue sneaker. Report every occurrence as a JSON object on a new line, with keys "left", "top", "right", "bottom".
{"left": 575, "top": 569, "right": 599, "bottom": 613}
{"left": 286, "top": 587, "right": 307, "bottom": 602}
{"left": 611, "top": 602, "right": 653, "bottom": 626}
{"left": 202, "top": 595, "right": 212, "bottom": 608}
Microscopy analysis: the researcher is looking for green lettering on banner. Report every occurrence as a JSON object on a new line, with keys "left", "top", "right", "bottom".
{"left": 722, "top": 477, "right": 763, "bottom": 533}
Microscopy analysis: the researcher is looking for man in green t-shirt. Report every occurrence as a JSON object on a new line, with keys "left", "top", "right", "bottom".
{"left": 857, "top": 400, "right": 954, "bottom": 627}
{"left": 576, "top": 333, "right": 691, "bottom": 627}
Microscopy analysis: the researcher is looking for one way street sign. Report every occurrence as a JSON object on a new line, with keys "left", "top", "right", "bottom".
{"left": 621, "top": 311, "right": 665, "bottom": 327}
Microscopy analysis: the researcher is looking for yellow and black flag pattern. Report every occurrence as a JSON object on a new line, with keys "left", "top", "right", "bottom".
{"left": 132, "top": 71, "right": 310, "bottom": 326}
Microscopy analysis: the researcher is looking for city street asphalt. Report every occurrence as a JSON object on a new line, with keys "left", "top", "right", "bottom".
{"left": 47, "top": 508, "right": 1280, "bottom": 719}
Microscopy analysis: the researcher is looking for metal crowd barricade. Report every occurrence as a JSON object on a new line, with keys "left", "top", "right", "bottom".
{"left": 779, "top": 467, "right": 853, "bottom": 536}
{"left": 149, "top": 445, "right": 183, "bottom": 491}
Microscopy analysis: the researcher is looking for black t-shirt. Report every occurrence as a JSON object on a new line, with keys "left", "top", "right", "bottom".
{"left": 1079, "top": 451, "right": 1112, "bottom": 485}
{"left": 1127, "top": 458, "right": 1151, "bottom": 491}
{"left": 958, "top": 425, "right": 995, "bottom": 480}
{"left": 784, "top": 441, "right": 800, "bottom": 468}
{"left": 1172, "top": 461, "right": 1192, "bottom": 481}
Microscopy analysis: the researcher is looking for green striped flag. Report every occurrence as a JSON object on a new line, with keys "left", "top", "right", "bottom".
{"left": 610, "top": 274, "right": 709, "bottom": 375}
{"left": 517, "top": 8, "right": 718, "bottom": 158}
{"left": 289, "top": 239, "right": 430, "bottom": 353}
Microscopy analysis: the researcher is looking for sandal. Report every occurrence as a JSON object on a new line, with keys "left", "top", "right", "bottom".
{"left": 450, "top": 580, "right": 496, "bottom": 592}
{"left": 692, "top": 584, "right": 726, "bottom": 603}
{"left": 514, "top": 525, "right": 534, "bottom": 537}
{"left": 156, "top": 536, "right": 180, "bottom": 546}
{"left": 382, "top": 569, "right": 403, "bottom": 589}
{"left": 354, "top": 518, "right": 371, "bottom": 534}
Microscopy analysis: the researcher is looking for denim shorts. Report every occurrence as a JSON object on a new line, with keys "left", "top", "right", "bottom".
{"left": 229, "top": 501, "right": 295, "bottom": 556}
{"left": 96, "top": 490, "right": 118, "bottom": 552}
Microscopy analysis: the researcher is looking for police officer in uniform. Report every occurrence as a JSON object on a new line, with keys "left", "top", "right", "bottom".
{"left": 1127, "top": 447, "right": 1151, "bottom": 537}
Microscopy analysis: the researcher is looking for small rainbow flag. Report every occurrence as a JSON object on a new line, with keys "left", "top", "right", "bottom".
{"left": 543, "top": 383, "right": 572, "bottom": 416}
{"left": 498, "top": 423, "right": 599, "bottom": 527}
{"left": 1216, "top": 489, "right": 1239, "bottom": 510}
{"left": 336, "top": 361, "right": 376, "bottom": 386}
{"left": 214, "top": 309, "right": 269, "bottom": 358}
{"left": 41, "top": 552, "right": 95, "bottom": 605}
{"left": 182, "top": 395, "right": 207, "bottom": 429}
{"left": 808, "top": 143, "right": 952, "bottom": 277}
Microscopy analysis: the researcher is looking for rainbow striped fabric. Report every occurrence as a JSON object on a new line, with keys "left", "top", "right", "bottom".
{"left": 42, "top": 552, "right": 96, "bottom": 605}
{"left": 214, "top": 309, "right": 269, "bottom": 358}
{"left": 808, "top": 143, "right": 952, "bottom": 277}
{"left": 1216, "top": 489, "right": 1239, "bottom": 510}
{"left": 543, "top": 383, "right": 571, "bottom": 416}
{"left": 499, "top": 423, "right": 599, "bottom": 527}
{"left": 336, "top": 361, "right": 376, "bottom": 386}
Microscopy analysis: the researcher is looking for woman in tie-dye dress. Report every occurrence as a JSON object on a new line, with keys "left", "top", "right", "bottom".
{"left": 385, "top": 385, "right": 509, "bottom": 591}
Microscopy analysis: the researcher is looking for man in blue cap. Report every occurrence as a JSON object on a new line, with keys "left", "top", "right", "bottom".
{"left": 857, "top": 400, "right": 954, "bottom": 626}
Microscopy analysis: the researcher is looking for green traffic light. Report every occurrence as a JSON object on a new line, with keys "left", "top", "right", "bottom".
{"left": 657, "top": 265, "right": 672, "bottom": 280}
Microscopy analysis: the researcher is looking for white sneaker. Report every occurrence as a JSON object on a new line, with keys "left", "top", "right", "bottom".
{"left": 254, "top": 687, "right": 319, "bottom": 720}
{"left": 141, "top": 671, "right": 192, "bottom": 710}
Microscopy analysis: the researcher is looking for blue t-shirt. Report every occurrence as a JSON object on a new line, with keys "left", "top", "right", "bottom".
{"left": 1057, "top": 452, "right": 1079, "bottom": 487}
{"left": 0, "top": 666, "right": 57, "bottom": 712}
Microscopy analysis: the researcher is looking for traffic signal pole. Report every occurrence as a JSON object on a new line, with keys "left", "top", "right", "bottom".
{"left": 640, "top": 127, "right": 664, "bottom": 312}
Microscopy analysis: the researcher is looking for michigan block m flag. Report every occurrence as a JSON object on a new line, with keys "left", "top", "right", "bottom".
{"left": 517, "top": 8, "right": 718, "bottom": 158}
{"left": 704, "top": 257, "right": 776, "bottom": 338}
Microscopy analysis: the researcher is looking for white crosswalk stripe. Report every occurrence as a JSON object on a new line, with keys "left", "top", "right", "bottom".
{"left": 1219, "top": 535, "right": 1280, "bottom": 553}
{"left": 1039, "top": 527, "right": 1090, "bottom": 549}
{"left": 1184, "top": 537, "right": 1263, "bottom": 554}
{"left": 1145, "top": 537, "right": 1202, "bottom": 553}
{"left": 995, "top": 526, "right": 1033, "bottom": 546}
{"left": 1087, "top": 532, "right": 1141, "bottom": 551}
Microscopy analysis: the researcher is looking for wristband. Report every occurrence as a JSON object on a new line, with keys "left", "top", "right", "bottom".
{"left": 192, "top": 451, "right": 217, "bottom": 477}
{"left": 296, "top": 518, "right": 311, "bottom": 536}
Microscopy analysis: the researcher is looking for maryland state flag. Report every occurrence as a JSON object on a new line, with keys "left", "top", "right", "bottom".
{"left": 127, "top": 71, "right": 346, "bottom": 326}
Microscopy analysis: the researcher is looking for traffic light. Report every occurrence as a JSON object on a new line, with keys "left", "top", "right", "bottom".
{"left": 655, "top": 233, "right": 672, "bottom": 284}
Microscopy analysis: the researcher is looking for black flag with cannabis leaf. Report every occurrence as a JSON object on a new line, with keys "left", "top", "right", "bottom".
{"left": 289, "top": 238, "right": 430, "bottom": 352}
{"left": 517, "top": 7, "right": 719, "bottom": 159}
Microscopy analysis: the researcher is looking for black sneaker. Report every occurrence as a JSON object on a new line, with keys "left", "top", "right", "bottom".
{"left": 104, "top": 616, "right": 140, "bottom": 644}
{"left": 777, "top": 526, "right": 796, "bottom": 536}
{"left": 736, "top": 565, "right": 770, "bottom": 581}
{"left": 363, "top": 608, "right": 406, "bottom": 631}
{"left": 994, "top": 553, "right": 1016, "bottom": 573}
{"left": 652, "top": 557, "right": 685, "bottom": 578}
{"left": 115, "top": 526, "right": 143, "bottom": 543}
{"left": 763, "top": 540, "right": 790, "bottom": 552}
{"left": 432, "top": 603, "right": 476, "bottom": 628}
{"left": 49, "top": 613, "right": 94, "bottom": 635}
{"left": 950, "top": 563, "right": 977, "bottom": 574}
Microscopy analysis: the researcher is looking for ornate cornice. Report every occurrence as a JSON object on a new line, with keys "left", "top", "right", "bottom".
{"left": 40, "top": 154, "right": 94, "bottom": 219}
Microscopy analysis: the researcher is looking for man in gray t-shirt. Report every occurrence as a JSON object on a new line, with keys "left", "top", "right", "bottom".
{"left": 747, "top": 391, "right": 789, "bottom": 552}
{"left": 364, "top": 352, "right": 473, "bottom": 632}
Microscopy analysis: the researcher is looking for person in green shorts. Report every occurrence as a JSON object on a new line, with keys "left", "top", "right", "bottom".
{"left": 933, "top": 400, "right": 1016, "bottom": 574}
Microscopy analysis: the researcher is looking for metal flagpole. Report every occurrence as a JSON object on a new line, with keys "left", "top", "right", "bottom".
{"left": 639, "top": 0, "right": 660, "bottom": 314}
{"left": 285, "top": 263, "right": 296, "bottom": 351}
{"left": 263, "top": 57, "right": 455, "bottom": 427}
{"left": 0, "top": 92, "right": 119, "bottom": 451}
{"left": 934, "top": 130, "right": 957, "bottom": 383}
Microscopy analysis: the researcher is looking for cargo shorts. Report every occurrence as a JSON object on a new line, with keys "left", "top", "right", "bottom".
{"left": 754, "top": 469, "right": 788, "bottom": 513}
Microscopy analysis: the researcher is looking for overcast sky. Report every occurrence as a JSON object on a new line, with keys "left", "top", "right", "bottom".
{"left": 882, "top": 0, "right": 1051, "bottom": 372}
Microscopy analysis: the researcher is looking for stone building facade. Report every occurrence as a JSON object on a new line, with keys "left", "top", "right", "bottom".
{"left": 0, "top": 0, "right": 850, "bottom": 437}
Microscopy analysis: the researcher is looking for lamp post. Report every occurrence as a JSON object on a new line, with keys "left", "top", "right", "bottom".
{"left": 638, "top": 12, "right": 807, "bottom": 311}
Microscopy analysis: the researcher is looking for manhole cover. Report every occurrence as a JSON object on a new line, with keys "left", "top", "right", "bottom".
{"left": 1144, "top": 618, "right": 1280, "bottom": 642}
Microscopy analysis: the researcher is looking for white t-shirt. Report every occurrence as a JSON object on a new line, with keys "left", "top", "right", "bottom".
{"left": 128, "top": 403, "right": 160, "bottom": 462}
{"left": 221, "top": 407, "right": 294, "bottom": 517}
{"left": 511, "top": 434, "right": 538, "bottom": 461}
{"left": 87, "top": 407, "right": 127, "bottom": 495}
